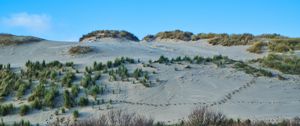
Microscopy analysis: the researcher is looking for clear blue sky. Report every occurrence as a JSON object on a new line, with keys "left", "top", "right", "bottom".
{"left": 0, "top": 0, "right": 299, "bottom": 41}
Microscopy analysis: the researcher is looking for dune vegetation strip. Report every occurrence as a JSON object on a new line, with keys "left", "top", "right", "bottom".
{"left": 268, "top": 38, "right": 300, "bottom": 52}
{"left": 0, "top": 33, "right": 43, "bottom": 46}
{"left": 68, "top": 46, "right": 93, "bottom": 55}
{"left": 260, "top": 54, "right": 300, "bottom": 75}
{"left": 79, "top": 30, "right": 139, "bottom": 42}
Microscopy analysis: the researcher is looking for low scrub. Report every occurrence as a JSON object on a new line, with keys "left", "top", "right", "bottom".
{"left": 68, "top": 46, "right": 93, "bottom": 55}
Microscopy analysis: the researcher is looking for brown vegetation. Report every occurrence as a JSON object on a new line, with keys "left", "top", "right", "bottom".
{"left": 0, "top": 33, "right": 43, "bottom": 46}
{"left": 247, "top": 41, "right": 266, "bottom": 53}
{"left": 68, "top": 46, "right": 93, "bottom": 55}
{"left": 208, "top": 33, "right": 255, "bottom": 46}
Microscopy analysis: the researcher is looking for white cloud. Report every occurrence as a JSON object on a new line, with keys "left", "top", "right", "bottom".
{"left": 1, "top": 12, "right": 51, "bottom": 32}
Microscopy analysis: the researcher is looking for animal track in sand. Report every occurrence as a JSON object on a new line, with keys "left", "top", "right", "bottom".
{"left": 91, "top": 77, "right": 259, "bottom": 109}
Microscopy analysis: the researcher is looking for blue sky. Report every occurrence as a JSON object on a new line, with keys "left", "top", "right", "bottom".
{"left": 0, "top": 0, "right": 299, "bottom": 41}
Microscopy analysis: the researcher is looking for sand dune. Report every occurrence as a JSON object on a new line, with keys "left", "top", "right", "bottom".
{"left": 0, "top": 39, "right": 299, "bottom": 125}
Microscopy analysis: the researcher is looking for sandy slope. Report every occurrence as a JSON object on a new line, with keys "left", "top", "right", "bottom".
{"left": 1, "top": 39, "right": 299, "bottom": 125}
{"left": 0, "top": 39, "right": 264, "bottom": 66}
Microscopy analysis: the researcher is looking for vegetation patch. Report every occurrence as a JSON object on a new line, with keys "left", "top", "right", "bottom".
{"left": 247, "top": 41, "right": 266, "bottom": 53}
{"left": 0, "top": 33, "right": 43, "bottom": 46}
{"left": 268, "top": 38, "right": 300, "bottom": 52}
{"left": 208, "top": 33, "right": 255, "bottom": 46}
{"left": 143, "top": 30, "right": 194, "bottom": 42}
{"left": 233, "top": 62, "right": 273, "bottom": 77}
{"left": 68, "top": 46, "right": 93, "bottom": 55}
{"left": 260, "top": 54, "right": 300, "bottom": 75}
{"left": 79, "top": 30, "right": 139, "bottom": 42}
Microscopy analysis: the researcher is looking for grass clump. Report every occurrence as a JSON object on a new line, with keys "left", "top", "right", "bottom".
{"left": 0, "top": 103, "right": 14, "bottom": 116}
{"left": 247, "top": 41, "right": 265, "bottom": 53}
{"left": 69, "top": 46, "right": 93, "bottom": 55}
{"left": 19, "top": 104, "right": 30, "bottom": 116}
{"left": 260, "top": 54, "right": 300, "bottom": 75}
